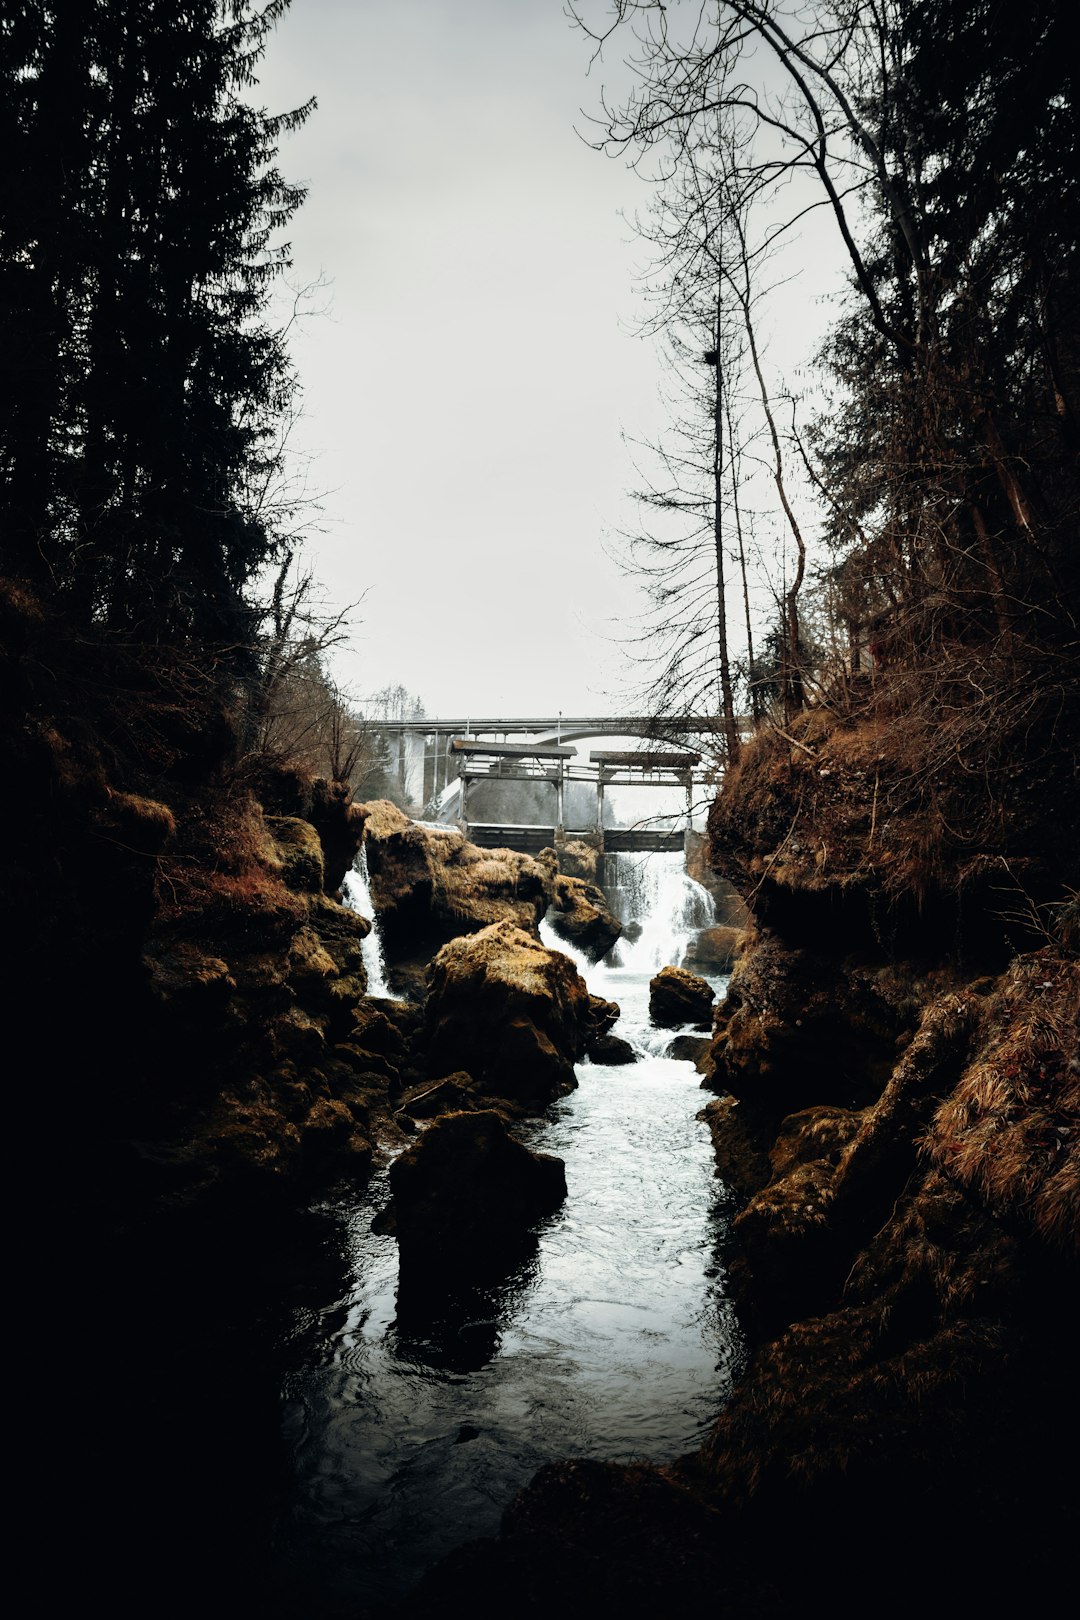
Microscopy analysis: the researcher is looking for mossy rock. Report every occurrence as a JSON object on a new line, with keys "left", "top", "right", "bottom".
{"left": 267, "top": 816, "right": 325, "bottom": 895}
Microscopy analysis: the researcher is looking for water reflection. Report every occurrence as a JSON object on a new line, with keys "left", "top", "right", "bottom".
{"left": 392, "top": 1245, "right": 542, "bottom": 1374}
{"left": 273, "top": 858, "right": 741, "bottom": 1615}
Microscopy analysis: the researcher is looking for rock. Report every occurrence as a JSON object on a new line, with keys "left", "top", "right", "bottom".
{"left": 267, "top": 816, "right": 325, "bottom": 895}
{"left": 397, "top": 1071, "right": 482, "bottom": 1119}
{"left": 306, "top": 778, "right": 366, "bottom": 895}
{"left": 683, "top": 923, "right": 744, "bottom": 975}
{"left": 546, "top": 873, "right": 622, "bottom": 962}
{"left": 587, "top": 1033, "right": 638, "bottom": 1065}
{"left": 144, "top": 943, "right": 236, "bottom": 1018}
{"left": 588, "top": 995, "right": 620, "bottom": 1038}
{"left": 359, "top": 799, "right": 556, "bottom": 961}
{"left": 425, "top": 920, "right": 591, "bottom": 1106}
{"left": 387, "top": 1110, "right": 566, "bottom": 1280}
{"left": 697, "top": 1095, "right": 773, "bottom": 1202}
{"left": 702, "top": 931, "right": 921, "bottom": 1121}
{"left": 349, "top": 1000, "right": 406, "bottom": 1060}
{"left": 649, "top": 965, "right": 715, "bottom": 1029}
{"left": 551, "top": 837, "right": 603, "bottom": 883}
{"left": 668, "top": 1033, "right": 712, "bottom": 1069}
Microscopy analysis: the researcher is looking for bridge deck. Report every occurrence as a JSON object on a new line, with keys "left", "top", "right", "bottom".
{"left": 466, "top": 824, "right": 686, "bottom": 854}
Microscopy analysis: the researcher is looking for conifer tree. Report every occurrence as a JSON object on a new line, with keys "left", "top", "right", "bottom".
{"left": 1, "top": 1, "right": 313, "bottom": 652}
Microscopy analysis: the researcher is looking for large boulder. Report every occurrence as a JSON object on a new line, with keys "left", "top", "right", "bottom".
{"left": 546, "top": 873, "right": 622, "bottom": 962}
{"left": 425, "top": 920, "right": 591, "bottom": 1106}
{"left": 358, "top": 800, "right": 557, "bottom": 966}
{"left": 386, "top": 1110, "right": 567, "bottom": 1280}
{"left": 587, "top": 1032, "right": 638, "bottom": 1065}
{"left": 649, "top": 965, "right": 715, "bottom": 1029}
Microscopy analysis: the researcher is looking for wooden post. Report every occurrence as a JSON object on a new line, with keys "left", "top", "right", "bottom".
{"left": 555, "top": 758, "right": 564, "bottom": 837}
{"left": 460, "top": 768, "right": 470, "bottom": 835}
{"left": 595, "top": 770, "right": 605, "bottom": 833}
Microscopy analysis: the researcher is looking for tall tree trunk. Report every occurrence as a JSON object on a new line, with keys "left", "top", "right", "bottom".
{"left": 725, "top": 392, "right": 759, "bottom": 724}
{"left": 712, "top": 282, "right": 740, "bottom": 762}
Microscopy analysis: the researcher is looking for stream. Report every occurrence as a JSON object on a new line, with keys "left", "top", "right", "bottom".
{"left": 273, "top": 852, "right": 742, "bottom": 1614}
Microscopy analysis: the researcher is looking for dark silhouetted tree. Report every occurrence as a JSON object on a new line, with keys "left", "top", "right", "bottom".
{"left": 1, "top": 0, "right": 313, "bottom": 654}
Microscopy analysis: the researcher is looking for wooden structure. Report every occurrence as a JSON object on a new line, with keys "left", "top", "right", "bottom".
{"left": 454, "top": 739, "right": 706, "bottom": 855}
{"left": 363, "top": 712, "right": 739, "bottom": 806}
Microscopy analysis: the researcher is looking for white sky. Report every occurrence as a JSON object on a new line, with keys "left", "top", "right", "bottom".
{"left": 255, "top": 0, "right": 843, "bottom": 720}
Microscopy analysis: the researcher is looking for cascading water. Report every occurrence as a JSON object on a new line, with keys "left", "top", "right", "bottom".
{"left": 341, "top": 841, "right": 390, "bottom": 998}
{"left": 603, "top": 850, "right": 716, "bottom": 973}
{"left": 272, "top": 849, "right": 740, "bottom": 1615}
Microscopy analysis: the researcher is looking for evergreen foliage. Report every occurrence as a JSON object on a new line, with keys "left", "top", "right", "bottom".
{"left": 1, "top": 0, "right": 312, "bottom": 650}
{"left": 815, "top": 0, "right": 1079, "bottom": 662}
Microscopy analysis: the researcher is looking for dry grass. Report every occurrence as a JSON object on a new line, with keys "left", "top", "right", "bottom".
{"left": 711, "top": 639, "right": 1080, "bottom": 927}
{"left": 926, "top": 951, "right": 1080, "bottom": 1251}
{"left": 154, "top": 786, "right": 305, "bottom": 938}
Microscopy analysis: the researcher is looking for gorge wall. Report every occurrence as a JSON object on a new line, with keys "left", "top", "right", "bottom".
{"left": 406, "top": 699, "right": 1079, "bottom": 1618}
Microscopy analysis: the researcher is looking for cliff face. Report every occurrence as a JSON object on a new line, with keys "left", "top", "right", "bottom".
{"left": 409, "top": 706, "right": 1079, "bottom": 1617}
{"left": 697, "top": 720, "right": 1078, "bottom": 1598}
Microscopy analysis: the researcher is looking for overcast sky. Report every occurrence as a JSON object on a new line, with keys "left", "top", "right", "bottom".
{"left": 256, "top": 0, "right": 840, "bottom": 721}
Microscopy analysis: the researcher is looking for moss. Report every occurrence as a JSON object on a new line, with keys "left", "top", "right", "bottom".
{"left": 359, "top": 798, "right": 557, "bottom": 961}
{"left": 266, "top": 815, "right": 325, "bottom": 895}
{"left": 425, "top": 919, "right": 591, "bottom": 1106}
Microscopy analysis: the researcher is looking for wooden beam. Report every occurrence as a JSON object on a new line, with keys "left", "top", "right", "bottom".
{"left": 588, "top": 750, "right": 700, "bottom": 768}
{"left": 451, "top": 738, "right": 576, "bottom": 760}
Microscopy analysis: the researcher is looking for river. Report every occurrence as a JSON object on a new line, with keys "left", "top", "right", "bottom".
{"left": 272, "top": 852, "right": 742, "bottom": 1614}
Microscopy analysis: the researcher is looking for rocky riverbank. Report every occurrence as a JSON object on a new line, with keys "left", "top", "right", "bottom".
{"left": 402, "top": 705, "right": 1079, "bottom": 1619}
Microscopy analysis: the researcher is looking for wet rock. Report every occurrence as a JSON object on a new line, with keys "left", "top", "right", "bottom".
{"left": 649, "top": 965, "right": 715, "bottom": 1029}
{"left": 425, "top": 920, "right": 591, "bottom": 1106}
{"left": 587, "top": 1032, "right": 638, "bottom": 1065}
{"left": 387, "top": 1110, "right": 566, "bottom": 1281}
{"left": 252, "top": 769, "right": 366, "bottom": 896}
{"left": 305, "top": 777, "right": 366, "bottom": 895}
{"left": 668, "top": 1033, "right": 712, "bottom": 1068}
{"left": 698, "top": 1095, "right": 773, "bottom": 1203}
{"left": 588, "top": 995, "right": 620, "bottom": 1038}
{"left": 546, "top": 873, "right": 622, "bottom": 962}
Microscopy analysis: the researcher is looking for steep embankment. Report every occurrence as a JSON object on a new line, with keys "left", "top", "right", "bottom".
{"left": 406, "top": 698, "right": 1079, "bottom": 1618}
{"left": 4, "top": 581, "right": 620, "bottom": 1615}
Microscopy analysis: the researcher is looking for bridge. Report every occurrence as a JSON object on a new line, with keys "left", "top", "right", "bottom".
{"left": 443, "top": 737, "right": 712, "bottom": 857}
{"left": 365, "top": 712, "right": 730, "bottom": 808}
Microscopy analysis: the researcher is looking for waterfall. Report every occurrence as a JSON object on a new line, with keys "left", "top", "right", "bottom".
{"left": 604, "top": 851, "right": 715, "bottom": 973}
{"left": 342, "top": 842, "right": 390, "bottom": 997}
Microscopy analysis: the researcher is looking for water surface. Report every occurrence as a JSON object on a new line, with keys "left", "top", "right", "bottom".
{"left": 274, "top": 855, "right": 740, "bottom": 1613}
